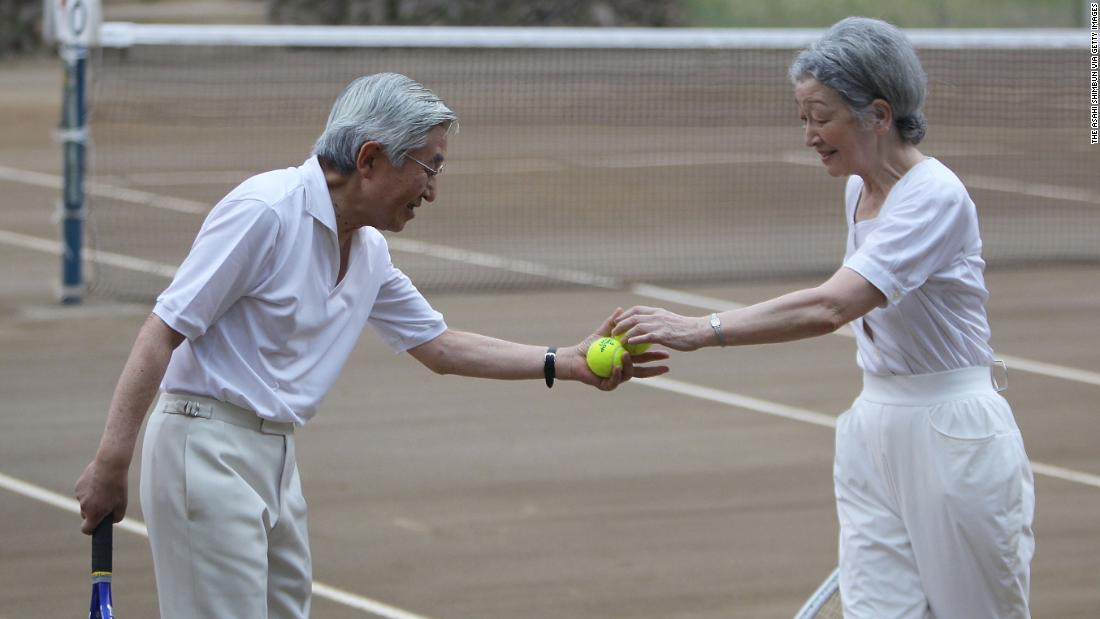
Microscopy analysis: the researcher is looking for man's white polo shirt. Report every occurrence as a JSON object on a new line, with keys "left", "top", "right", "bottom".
{"left": 153, "top": 156, "right": 447, "bottom": 425}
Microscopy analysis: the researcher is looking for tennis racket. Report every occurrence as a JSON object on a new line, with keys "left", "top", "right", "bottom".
{"left": 793, "top": 567, "right": 842, "bottom": 619}
{"left": 89, "top": 517, "right": 115, "bottom": 619}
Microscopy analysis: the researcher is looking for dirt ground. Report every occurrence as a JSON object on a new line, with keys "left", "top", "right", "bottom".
{"left": 2, "top": 55, "right": 1099, "bottom": 619}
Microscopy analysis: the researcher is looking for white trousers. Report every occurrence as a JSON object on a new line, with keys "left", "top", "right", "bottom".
{"left": 835, "top": 366, "right": 1035, "bottom": 619}
{"left": 140, "top": 393, "right": 311, "bottom": 619}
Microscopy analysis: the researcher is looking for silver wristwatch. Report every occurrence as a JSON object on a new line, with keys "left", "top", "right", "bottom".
{"left": 709, "top": 313, "right": 726, "bottom": 346}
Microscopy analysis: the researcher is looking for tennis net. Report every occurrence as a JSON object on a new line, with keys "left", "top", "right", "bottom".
{"left": 83, "top": 24, "right": 1097, "bottom": 298}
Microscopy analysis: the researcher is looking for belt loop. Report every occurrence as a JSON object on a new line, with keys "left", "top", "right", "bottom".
{"left": 163, "top": 397, "right": 212, "bottom": 419}
{"left": 260, "top": 418, "right": 294, "bottom": 436}
{"left": 992, "top": 360, "right": 1008, "bottom": 392}
{"left": 183, "top": 400, "right": 212, "bottom": 418}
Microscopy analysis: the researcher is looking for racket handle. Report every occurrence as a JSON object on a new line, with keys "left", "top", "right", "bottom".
{"left": 91, "top": 517, "right": 113, "bottom": 573}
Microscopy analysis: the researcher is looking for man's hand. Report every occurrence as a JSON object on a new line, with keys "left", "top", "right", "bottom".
{"left": 75, "top": 453, "right": 129, "bottom": 534}
{"left": 560, "top": 308, "right": 670, "bottom": 390}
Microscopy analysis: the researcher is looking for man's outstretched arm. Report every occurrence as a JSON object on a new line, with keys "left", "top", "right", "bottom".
{"left": 407, "top": 310, "right": 669, "bottom": 391}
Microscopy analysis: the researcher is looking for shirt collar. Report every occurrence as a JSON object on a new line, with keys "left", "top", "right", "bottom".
{"left": 302, "top": 155, "right": 338, "bottom": 234}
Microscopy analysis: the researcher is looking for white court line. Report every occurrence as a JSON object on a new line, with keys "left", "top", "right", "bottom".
{"left": 2, "top": 384, "right": 1096, "bottom": 617}
{"left": 575, "top": 151, "right": 785, "bottom": 169}
{"left": 965, "top": 175, "right": 1100, "bottom": 206}
{"left": 995, "top": 355, "right": 1100, "bottom": 387}
{"left": 0, "top": 472, "right": 147, "bottom": 538}
{"left": 776, "top": 154, "right": 1100, "bottom": 207}
{"left": 0, "top": 229, "right": 179, "bottom": 279}
{"left": 634, "top": 377, "right": 1100, "bottom": 490}
{"left": 0, "top": 471, "right": 435, "bottom": 619}
{"left": 96, "top": 170, "right": 261, "bottom": 187}
{"left": 84, "top": 182, "right": 208, "bottom": 214}
{"left": 82, "top": 141, "right": 1017, "bottom": 187}
{"left": 2, "top": 226, "right": 1097, "bottom": 387}
{"left": 4, "top": 156, "right": 1095, "bottom": 218}
{"left": 630, "top": 283, "right": 1100, "bottom": 386}
{"left": 0, "top": 164, "right": 208, "bottom": 215}
{"left": 387, "top": 238, "right": 620, "bottom": 289}
{"left": 630, "top": 284, "right": 748, "bottom": 312}
{"left": 0, "top": 165, "right": 66, "bottom": 191}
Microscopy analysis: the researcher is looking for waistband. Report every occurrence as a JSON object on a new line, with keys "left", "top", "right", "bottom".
{"left": 859, "top": 365, "right": 1001, "bottom": 406}
{"left": 158, "top": 392, "right": 295, "bottom": 436}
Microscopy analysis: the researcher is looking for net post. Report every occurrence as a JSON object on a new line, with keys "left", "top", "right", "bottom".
{"left": 51, "top": 0, "right": 102, "bottom": 304}
{"left": 58, "top": 43, "right": 87, "bottom": 304}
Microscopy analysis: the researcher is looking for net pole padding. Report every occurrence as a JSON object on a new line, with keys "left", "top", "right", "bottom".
{"left": 95, "top": 23, "right": 1090, "bottom": 50}
{"left": 53, "top": 0, "right": 102, "bottom": 304}
{"left": 59, "top": 45, "right": 87, "bottom": 304}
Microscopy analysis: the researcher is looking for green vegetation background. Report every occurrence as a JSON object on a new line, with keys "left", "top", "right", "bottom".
{"left": 684, "top": 0, "right": 1087, "bottom": 28}
{"left": 90, "top": 0, "right": 1090, "bottom": 27}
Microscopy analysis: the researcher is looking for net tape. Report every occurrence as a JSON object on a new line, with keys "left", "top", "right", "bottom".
{"left": 84, "top": 24, "right": 1098, "bottom": 299}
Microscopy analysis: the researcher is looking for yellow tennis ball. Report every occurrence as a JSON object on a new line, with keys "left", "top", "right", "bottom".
{"left": 586, "top": 336, "right": 624, "bottom": 378}
{"left": 614, "top": 334, "right": 651, "bottom": 356}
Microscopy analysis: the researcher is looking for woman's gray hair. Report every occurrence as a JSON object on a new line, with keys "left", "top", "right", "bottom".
{"left": 789, "top": 17, "right": 928, "bottom": 144}
{"left": 313, "top": 73, "right": 458, "bottom": 174}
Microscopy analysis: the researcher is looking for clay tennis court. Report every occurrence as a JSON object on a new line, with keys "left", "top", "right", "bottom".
{"left": 1, "top": 45, "right": 1098, "bottom": 619}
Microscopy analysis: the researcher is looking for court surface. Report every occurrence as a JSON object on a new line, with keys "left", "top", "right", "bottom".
{"left": 2, "top": 58, "right": 1099, "bottom": 619}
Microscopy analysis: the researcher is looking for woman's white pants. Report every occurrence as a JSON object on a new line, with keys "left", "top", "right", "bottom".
{"left": 835, "top": 366, "right": 1035, "bottom": 619}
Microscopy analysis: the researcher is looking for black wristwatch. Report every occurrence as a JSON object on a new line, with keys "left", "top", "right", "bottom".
{"left": 544, "top": 347, "right": 557, "bottom": 388}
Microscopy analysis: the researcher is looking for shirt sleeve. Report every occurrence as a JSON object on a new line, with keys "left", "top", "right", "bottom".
{"left": 154, "top": 199, "right": 280, "bottom": 340}
{"left": 367, "top": 255, "right": 447, "bottom": 353}
{"left": 843, "top": 176, "right": 973, "bottom": 306}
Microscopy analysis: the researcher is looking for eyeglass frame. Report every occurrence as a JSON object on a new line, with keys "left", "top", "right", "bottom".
{"left": 405, "top": 153, "right": 445, "bottom": 177}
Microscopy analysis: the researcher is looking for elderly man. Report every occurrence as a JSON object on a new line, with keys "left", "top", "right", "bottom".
{"left": 75, "top": 72, "right": 668, "bottom": 619}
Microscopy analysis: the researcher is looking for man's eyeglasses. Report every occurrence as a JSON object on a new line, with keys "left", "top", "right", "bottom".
{"left": 406, "top": 154, "right": 445, "bottom": 178}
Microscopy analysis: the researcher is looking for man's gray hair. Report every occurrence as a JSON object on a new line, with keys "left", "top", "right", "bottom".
{"left": 789, "top": 17, "right": 928, "bottom": 145}
{"left": 313, "top": 73, "right": 458, "bottom": 173}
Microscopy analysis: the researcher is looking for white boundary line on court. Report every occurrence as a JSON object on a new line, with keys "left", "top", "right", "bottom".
{"left": 3, "top": 223, "right": 1100, "bottom": 388}
{"left": 0, "top": 229, "right": 180, "bottom": 278}
{"left": 2, "top": 395, "right": 1096, "bottom": 619}
{"left": 4, "top": 159, "right": 1095, "bottom": 209}
{"left": 775, "top": 155, "right": 1100, "bottom": 206}
{"left": 633, "top": 377, "right": 1100, "bottom": 490}
{"left": 0, "top": 471, "right": 435, "bottom": 619}
{"left": 630, "top": 284, "right": 1100, "bottom": 387}
{"left": 387, "top": 238, "right": 620, "bottom": 289}
{"left": 0, "top": 165, "right": 208, "bottom": 215}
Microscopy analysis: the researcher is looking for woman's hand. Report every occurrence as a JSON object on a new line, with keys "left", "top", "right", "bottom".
{"left": 559, "top": 308, "right": 670, "bottom": 390}
{"left": 613, "top": 306, "right": 713, "bottom": 352}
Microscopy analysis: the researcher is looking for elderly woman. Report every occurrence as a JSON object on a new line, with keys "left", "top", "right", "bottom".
{"left": 613, "top": 17, "right": 1034, "bottom": 619}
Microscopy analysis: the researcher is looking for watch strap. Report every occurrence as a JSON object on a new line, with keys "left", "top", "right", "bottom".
{"left": 543, "top": 346, "right": 557, "bottom": 388}
{"left": 709, "top": 313, "right": 727, "bottom": 347}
